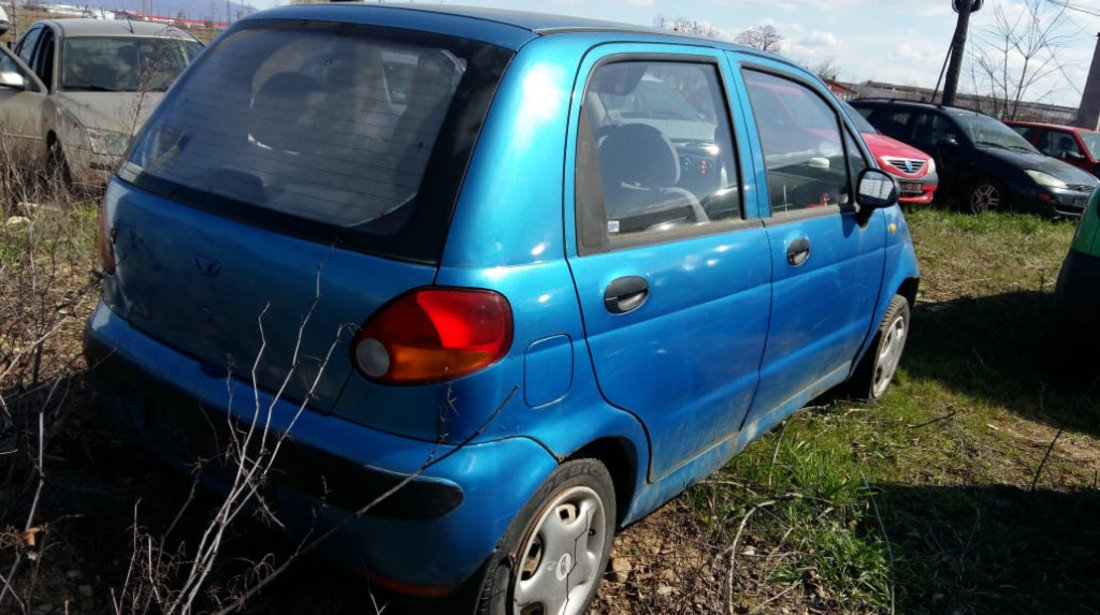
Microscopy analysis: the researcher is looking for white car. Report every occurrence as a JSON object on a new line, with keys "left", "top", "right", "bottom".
{"left": 0, "top": 19, "right": 201, "bottom": 185}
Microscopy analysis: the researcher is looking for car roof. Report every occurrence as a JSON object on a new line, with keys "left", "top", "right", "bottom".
{"left": 1004, "top": 119, "right": 1096, "bottom": 133}
{"left": 850, "top": 98, "right": 987, "bottom": 118}
{"left": 248, "top": 3, "right": 799, "bottom": 65}
{"left": 38, "top": 18, "right": 197, "bottom": 40}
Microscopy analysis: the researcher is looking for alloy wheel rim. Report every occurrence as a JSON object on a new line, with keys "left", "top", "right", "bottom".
{"left": 971, "top": 184, "right": 999, "bottom": 213}
{"left": 513, "top": 486, "right": 606, "bottom": 615}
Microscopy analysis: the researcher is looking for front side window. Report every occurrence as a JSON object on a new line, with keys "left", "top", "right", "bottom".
{"left": 120, "top": 22, "right": 512, "bottom": 262}
{"left": 743, "top": 70, "right": 855, "bottom": 214}
{"left": 576, "top": 59, "right": 741, "bottom": 250}
{"left": 1038, "top": 130, "right": 1083, "bottom": 159}
{"left": 61, "top": 36, "right": 202, "bottom": 92}
{"left": 909, "top": 112, "right": 959, "bottom": 153}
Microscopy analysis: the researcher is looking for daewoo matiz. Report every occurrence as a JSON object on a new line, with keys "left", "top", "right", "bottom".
{"left": 85, "top": 4, "right": 919, "bottom": 613}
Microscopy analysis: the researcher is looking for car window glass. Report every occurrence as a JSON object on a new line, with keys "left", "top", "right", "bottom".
{"left": 840, "top": 100, "right": 877, "bottom": 134}
{"left": 909, "top": 112, "right": 956, "bottom": 152}
{"left": 0, "top": 49, "right": 27, "bottom": 77}
{"left": 61, "top": 36, "right": 202, "bottom": 92}
{"left": 1011, "top": 125, "right": 1035, "bottom": 140}
{"left": 743, "top": 70, "right": 853, "bottom": 214}
{"left": 1039, "top": 130, "right": 1082, "bottom": 158}
{"left": 16, "top": 26, "right": 42, "bottom": 66}
{"left": 955, "top": 113, "right": 1035, "bottom": 153}
{"left": 33, "top": 30, "right": 54, "bottom": 88}
{"left": 1079, "top": 132, "right": 1100, "bottom": 159}
{"left": 870, "top": 109, "right": 911, "bottom": 140}
{"left": 576, "top": 59, "right": 741, "bottom": 250}
{"left": 121, "top": 21, "right": 512, "bottom": 263}
{"left": 844, "top": 128, "right": 868, "bottom": 183}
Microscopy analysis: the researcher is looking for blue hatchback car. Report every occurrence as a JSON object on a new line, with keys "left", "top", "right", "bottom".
{"left": 85, "top": 4, "right": 919, "bottom": 613}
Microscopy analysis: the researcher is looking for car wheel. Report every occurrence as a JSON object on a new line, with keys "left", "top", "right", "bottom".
{"left": 967, "top": 178, "right": 1005, "bottom": 214}
{"left": 46, "top": 139, "right": 72, "bottom": 188}
{"left": 476, "top": 459, "right": 615, "bottom": 615}
{"left": 849, "top": 295, "right": 910, "bottom": 401}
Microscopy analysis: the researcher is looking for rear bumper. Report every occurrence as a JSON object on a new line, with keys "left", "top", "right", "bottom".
{"left": 83, "top": 300, "right": 557, "bottom": 591}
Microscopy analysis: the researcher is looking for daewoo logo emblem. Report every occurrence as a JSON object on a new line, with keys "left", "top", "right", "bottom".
{"left": 905, "top": 160, "right": 915, "bottom": 173}
{"left": 194, "top": 256, "right": 222, "bottom": 277}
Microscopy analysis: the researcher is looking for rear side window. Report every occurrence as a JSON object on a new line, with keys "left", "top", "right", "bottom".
{"left": 576, "top": 59, "right": 742, "bottom": 252}
{"left": 120, "top": 21, "right": 512, "bottom": 263}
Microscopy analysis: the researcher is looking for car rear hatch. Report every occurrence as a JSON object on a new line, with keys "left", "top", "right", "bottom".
{"left": 101, "top": 19, "right": 513, "bottom": 423}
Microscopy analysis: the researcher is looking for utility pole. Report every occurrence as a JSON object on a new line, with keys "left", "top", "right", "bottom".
{"left": 942, "top": 0, "right": 983, "bottom": 106}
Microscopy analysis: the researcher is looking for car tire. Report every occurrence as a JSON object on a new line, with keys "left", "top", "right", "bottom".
{"left": 46, "top": 138, "right": 72, "bottom": 188}
{"left": 967, "top": 178, "right": 1006, "bottom": 214}
{"left": 475, "top": 458, "right": 615, "bottom": 615}
{"left": 848, "top": 295, "right": 910, "bottom": 401}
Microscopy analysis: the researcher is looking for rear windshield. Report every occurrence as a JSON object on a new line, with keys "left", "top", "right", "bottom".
{"left": 119, "top": 21, "right": 512, "bottom": 263}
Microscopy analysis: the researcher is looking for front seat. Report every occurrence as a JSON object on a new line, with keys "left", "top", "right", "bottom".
{"left": 596, "top": 123, "right": 708, "bottom": 232}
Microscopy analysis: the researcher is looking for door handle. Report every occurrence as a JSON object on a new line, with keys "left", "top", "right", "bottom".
{"left": 786, "top": 237, "right": 811, "bottom": 266}
{"left": 604, "top": 276, "right": 649, "bottom": 314}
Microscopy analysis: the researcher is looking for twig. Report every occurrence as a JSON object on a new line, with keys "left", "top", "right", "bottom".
{"left": 907, "top": 409, "right": 958, "bottom": 429}
{"left": 747, "top": 580, "right": 799, "bottom": 614}
{"left": 726, "top": 500, "right": 775, "bottom": 615}
{"left": 212, "top": 386, "right": 519, "bottom": 615}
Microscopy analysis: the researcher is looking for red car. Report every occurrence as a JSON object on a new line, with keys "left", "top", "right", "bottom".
{"left": 841, "top": 101, "right": 938, "bottom": 205}
{"left": 1005, "top": 120, "right": 1100, "bottom": 178}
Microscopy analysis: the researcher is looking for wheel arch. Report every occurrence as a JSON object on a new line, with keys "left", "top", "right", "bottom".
{"left": 566, "top": 437, "right": 639, "bottom": 528}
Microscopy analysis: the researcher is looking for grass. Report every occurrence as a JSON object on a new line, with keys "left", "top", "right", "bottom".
{"left": 659, "top": 207, "right": 1100, "bottom": 614}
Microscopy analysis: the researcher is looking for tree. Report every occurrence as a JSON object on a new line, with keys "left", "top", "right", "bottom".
{"left": 812, "top": 58, "right": 840, "bottom": 82}
{"left": 653, "top": 15, "right": 726, "bottom": 41}
{"left": 734, "top": 24, "right": 782, "bottom": 53}
{"left": 968, "top": 0, "right": 1074, "bottom": 119}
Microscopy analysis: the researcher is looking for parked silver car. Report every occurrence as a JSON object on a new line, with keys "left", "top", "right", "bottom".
{"left": 0, "top": 19, "right": 202, "bottom": 185}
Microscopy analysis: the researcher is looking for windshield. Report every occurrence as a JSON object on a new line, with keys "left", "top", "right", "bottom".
{"left": 1079, "top": 132, "right": 1100, "bottom": 159}
{"left": 120, "top": 22, "right": 511, "bottom": 262}
{"left": 61, "top": 36, "right": 202, "bottom": 92}
{"left": 956, "top": 114, "right": 1037, "bottom": 153}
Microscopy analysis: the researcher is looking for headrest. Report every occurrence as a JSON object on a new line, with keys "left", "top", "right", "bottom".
{"left": 597, "top": 123, "right": 680, "bottom": 188}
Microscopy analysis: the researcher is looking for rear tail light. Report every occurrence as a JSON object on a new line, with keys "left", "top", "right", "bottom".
{"left": 98, "top": 204, "right": 115, "bottom": 274}
{"left": 352, "top": 288, "right": 513, "bottom": 385}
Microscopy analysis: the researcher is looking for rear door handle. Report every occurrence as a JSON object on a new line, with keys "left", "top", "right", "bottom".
{"left": 604, "top": 276, "right": 649, "bottom": 314}
{"left": 786, "top": 237, "right": 811, "bottom": 266}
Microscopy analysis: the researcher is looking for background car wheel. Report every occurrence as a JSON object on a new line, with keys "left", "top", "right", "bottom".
{"left": 967, "top": 178, "right": 1006, "bottom": 214}
{"left": 476, "top": 458, "right": 615, "bottom": 615}
{"left": 46, "top": 139, "right": 72, "bottom": 187}
{"left": 848, "top": 295, "right": 910, "bottom": 401}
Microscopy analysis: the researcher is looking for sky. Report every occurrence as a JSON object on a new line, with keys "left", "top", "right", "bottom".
{"left": 243, "top": 0, "right": 1100, "bottom": 108}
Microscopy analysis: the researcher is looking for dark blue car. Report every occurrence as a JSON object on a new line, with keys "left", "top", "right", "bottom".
{"left": 84, "top": 4, "right": 919, "bottom": 612}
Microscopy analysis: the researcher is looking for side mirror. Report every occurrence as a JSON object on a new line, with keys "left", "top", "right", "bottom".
{"left": 0, "top": 70, "right": 26, "bottom": 90}
{"left": 855, "top": 168, "right": 899, "bottom": 211}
